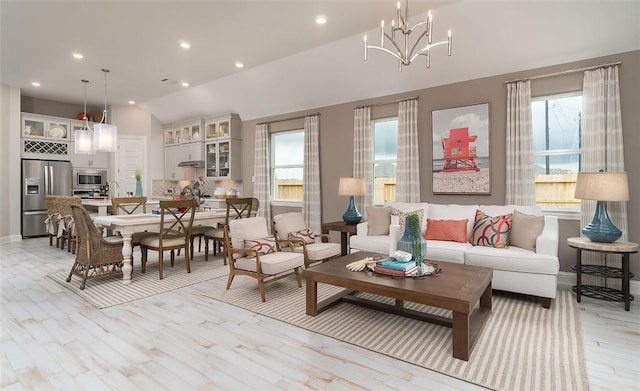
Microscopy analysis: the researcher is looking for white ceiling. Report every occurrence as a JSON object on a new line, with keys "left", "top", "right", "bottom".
{"left": 2, "top": 1, "right": 639, "bottom": 124}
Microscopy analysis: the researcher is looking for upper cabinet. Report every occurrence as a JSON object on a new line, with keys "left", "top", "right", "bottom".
{"left": 204, "top": 113, "right": 240, "bottom": 141}
{"left": 21, "top": 113, "right": 71, "bottom": 161}
{"left": 204, "top": 113, "right": 242, "bottom": 179}
{"left": 164, "top": 118, "right": 202, "bottom": 146}
{"left": 69, "top": 120, "right": 109, "bottom": 168}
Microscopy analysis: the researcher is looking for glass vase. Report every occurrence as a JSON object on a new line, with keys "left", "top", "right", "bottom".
{"left": 135, "top": 180, "right": 143, "bottom": 197}
{"left": 397, "top": 214, "right": 427, "bottom": 276}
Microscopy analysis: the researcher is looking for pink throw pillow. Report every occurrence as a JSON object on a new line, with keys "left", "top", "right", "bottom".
{"left": 423, "top": 219, "right": 468, "bottom": 243}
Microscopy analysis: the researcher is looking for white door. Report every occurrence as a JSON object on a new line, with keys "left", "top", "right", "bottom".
{"left": 115, "top": 136, "right": 147, "bottom": 197}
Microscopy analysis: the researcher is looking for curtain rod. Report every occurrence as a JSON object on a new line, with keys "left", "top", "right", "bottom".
{"left": 257, "top": 112, "right": 320, "bottom": 126}
{"left": 354, "top": 96, "right": 418, "bottom": 110}
{"left": 505, "top": 61, "right": 622, "bottom": 84}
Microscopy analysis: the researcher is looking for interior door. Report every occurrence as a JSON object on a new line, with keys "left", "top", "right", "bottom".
{"left": 116, "top": 136, "right": 147, "bottom": 197}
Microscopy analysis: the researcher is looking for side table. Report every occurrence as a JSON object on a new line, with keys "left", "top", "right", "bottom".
{"left": 321, "top": 221, "right": 358, "bottom": 256}
{"left": 567, "top": 237, "right": 638, "bottom": 311}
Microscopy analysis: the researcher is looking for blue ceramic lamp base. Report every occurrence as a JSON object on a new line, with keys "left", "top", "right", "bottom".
{"left": 582, "top": 200, "right": 622, "bottom": 243}
{"left": 342, "top": 196, "right": 362, "bottom": 225}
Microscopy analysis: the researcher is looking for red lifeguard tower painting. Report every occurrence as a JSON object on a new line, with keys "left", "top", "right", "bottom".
{"left": 440, "top": 127, "right": 480, "bottom": 172}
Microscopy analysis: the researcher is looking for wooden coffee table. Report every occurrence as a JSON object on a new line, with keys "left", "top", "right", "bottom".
{"left": 305, "top": 251, "right": 493, "bottom": 361}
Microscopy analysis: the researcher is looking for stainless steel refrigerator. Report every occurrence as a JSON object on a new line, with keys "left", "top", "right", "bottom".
{"left": 22, "top": 159, "right": 72, "bottom": 238}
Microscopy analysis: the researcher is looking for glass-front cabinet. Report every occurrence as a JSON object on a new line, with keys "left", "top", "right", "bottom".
{"left": 163, "top": 118, "right": 204, "bottom": 179}
{"left": 203, "top": 113, "right": 241, "bottom": 179}
{"left": 21, "top": 113, "right": 71, "bottom": 160}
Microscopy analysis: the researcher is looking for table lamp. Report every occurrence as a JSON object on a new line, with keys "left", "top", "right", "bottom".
{"left": 574, "top": 170, "right": 629, "bottom": 243}
{"left": 338, "top": 177, "right": 365, "bottom": 224}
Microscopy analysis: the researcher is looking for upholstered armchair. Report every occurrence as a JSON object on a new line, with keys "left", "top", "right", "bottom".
{"left": 272, "top": 212, "right": 340, "bottom": 268}
{"left": 224, "top": 216, "right": 304, "bottom": 302}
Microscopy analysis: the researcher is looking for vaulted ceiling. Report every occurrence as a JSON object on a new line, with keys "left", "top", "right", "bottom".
{"left": 2, "top": 1, "right": 638, "bottom": 123}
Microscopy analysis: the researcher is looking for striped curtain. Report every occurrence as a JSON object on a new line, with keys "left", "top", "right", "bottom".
{"left": 396, "top": 99, "right": 420, "bottom": 202}
{"left": 253, "top": 123, "right": 271, "bottom": 224}
{"left": 353, "top": 107, "right": 373, "bottom": 214}
{"left": 303, "top": 115, "right": 321, "bottom": 235}
{"left": 505, "top": 80, "right": 536, "bottom": 205}
{"left": 581, "top": 66, "right": 627, "bottom": 237}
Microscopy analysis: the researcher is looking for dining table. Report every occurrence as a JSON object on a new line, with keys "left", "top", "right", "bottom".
{"left": 93, "top": 209, "right": 227, "bottom": 285}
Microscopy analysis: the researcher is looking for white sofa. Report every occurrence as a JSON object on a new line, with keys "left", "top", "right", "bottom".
{"left": 349, "top": 203, "right": 560, "bottom": 308}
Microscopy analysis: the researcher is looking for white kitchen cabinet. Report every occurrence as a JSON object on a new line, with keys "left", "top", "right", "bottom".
{"left": 164, "top": 145, "right": 184, "bottom": 180}
{"left": 21, "top": 113, "right": 71, "bottom": 160}
{"left": 69, "top": 144, "right": 110, "bottom": 168}
{"left": 180, "top": 142, "right": 203, "bottom": 161}
{"left": 204, "top": 113, "right": 240, "bottom": 141}
{"left": 163, "top": 119, "right": 203, "bottom": 179}
{"left": 205, "top": 138, "right": 242, "bottom": 179}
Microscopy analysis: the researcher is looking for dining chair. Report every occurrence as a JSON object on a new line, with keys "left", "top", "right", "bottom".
{"left": 272, "top": 212, "right": 341, "bottom": 268}
{"left": 45, "top": 195, "right": 62, "bottom": 247}
{"left": 224, "top": 216, "right": 304, "bottom": 302}
{"left": 55, "top": 196, "right": 82, "bottom": 254}
{"left": 111, "top": 196, "right": 155, "bottom": 262}
{"left": 203, "top": 197, "right": 254, "bottom": 264}
{"left": 139, "top": 199, "right": 196, "bottom": 280}
{"left": 67, "top": 204, "right": 124, "bottom": 290}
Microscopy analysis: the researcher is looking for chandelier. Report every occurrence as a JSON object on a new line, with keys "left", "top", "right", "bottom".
{"left": 364, "top": 0, "right": 452, "bottom": 71}
{"left": 93, "top": 68, "right": 117, "bottom": 152}
{"left": 74, "top": 80, "right": 94, "bottom": 155}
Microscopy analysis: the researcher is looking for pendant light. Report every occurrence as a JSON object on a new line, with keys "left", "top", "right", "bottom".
{"left": 74, "top": 79, "right": 94, "bottom": 155}
{"left": 93, "top": 68, "right": 117, "bottom": 152}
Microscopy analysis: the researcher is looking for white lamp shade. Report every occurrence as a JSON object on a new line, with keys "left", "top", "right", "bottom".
{"left": 574, "top": 171, "right": 629, "bottom": 201}
{"left": 94, "top": 123, "right": 117, "bottom": 152}
{"left": 74, "top": 128, "right": 94, "bottom": 154}
{"left": 338, "top": 177, "right": 365, "bottom": 196}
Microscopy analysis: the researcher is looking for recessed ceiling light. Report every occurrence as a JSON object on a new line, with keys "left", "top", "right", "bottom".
{"left": 235, "top": 62, "right": 244, "bottom": 68}
{"left": 180, "top": 41, "right": 191, "bottom": 49}
{"left": 181, "top": 82, "right": 189, "bottom": 87}
{"left": 316, "top": 15, "right": 327, "bottom": 25}
{"left": 72, "top": 53, "right": 84, "bottom": 59}
{"left": 31, "top": 82, "right": 40, "bottom": 87}
{"left": 128, "top": 100, "right": 136, "bottom": 105}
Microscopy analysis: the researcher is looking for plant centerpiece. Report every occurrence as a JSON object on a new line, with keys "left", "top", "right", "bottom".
{"left": 397, "top": 213, "right": 428, "bottom": 276}
{"left": 134, "top": 169, "right": 143, "bottom": 197}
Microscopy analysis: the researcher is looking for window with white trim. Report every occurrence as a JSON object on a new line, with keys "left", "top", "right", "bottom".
{"left": 271, "top": 130, "right": 304, "bottom": 202}
{"left": 531, "top": 92, "right": 582, "bottom": 212}
{"left": 373, "top": 117, "right": 398, "bottom": 204}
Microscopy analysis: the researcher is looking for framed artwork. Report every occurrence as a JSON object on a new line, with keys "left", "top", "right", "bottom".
{"left": 431, "top": 103, "right": 490, "bottom": 194}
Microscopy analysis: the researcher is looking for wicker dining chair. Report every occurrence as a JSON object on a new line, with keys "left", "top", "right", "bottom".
{"left": 52, "top": 196, "right": 82, "bottom": 253}
{"left": 45, "top": 195, "right": 62, "bottom": 247}
{"left": 67, "top": 204, "right": 124, "bottom": 290}
{"left": 139, "top": 199, "right": 196, "bottom": 280}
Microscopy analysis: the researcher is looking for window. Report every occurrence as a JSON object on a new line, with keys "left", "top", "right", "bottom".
{"left": 373, "top": 118, "right": 398, "bottom": 204}
{"left": 271, "top": 130, "right": 304, "bottom": 202}
{"left": 531, "top": 93, "right": 582, "bottom": 211}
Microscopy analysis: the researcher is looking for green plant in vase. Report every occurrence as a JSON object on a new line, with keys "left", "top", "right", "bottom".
{"left": 397, "top": 213, "right": 427, "bottom": 276}
{"left": 134, "top": 169, "right": 143, "bottom": 197}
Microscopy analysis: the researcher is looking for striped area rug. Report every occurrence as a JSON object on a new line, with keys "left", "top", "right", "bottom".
{"left": 48, "top": 257, "right": 230, "bottom": 309}
{"left": 203, "top": 277, "right": 589, "bottom": 391}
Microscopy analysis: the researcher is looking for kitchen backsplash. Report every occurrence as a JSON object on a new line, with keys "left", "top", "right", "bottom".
{"left": 152, "top": 178, "right": 243, "bottom": 198}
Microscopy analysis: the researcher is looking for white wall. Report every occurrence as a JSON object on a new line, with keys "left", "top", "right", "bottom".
{"left": 0, "top": 83, "right": 23, "bottom": 242}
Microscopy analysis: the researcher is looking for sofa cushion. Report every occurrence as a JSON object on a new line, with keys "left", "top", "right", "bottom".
{"left": 465, "top": 245, "right": 559, "bottom": 275}
{"left": 391, "top": 207, "right": 424, "bottom": 236}
{"left": 350, "top": 234, "right": 393, "bottom": 255}
{"left": 510, "top": 210, "right": 545, "bottom": 251}
{"left": 427, "top": 204, "right": 478, "bottom": 239}
{"left": 479, "top": 205, "right": 542, "bottom": 217}
{"left": 471, "top": 209, "right": 512, "bottom": 248}
{"left": 387, "top": 202, "right": 429, "bottom": 229}
{"left": 423, "top": 219, "right": 468, "bottom": 243}
{"left": 424, "top": 240, "right": 471, "bottom": 263}
{"left": 366, "top": 206, "right": 392, "bottom": 235}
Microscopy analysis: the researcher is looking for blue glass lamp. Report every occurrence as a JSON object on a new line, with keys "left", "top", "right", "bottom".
{"left": 574, "top": 171, "right": 629, "bottom": 243}
{"left": 338, "top": 177, "right": 365, "bottom": 225}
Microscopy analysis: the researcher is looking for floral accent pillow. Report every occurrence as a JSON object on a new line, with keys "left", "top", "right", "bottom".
{"left": 391, "top": 208, "right": 424, "bottom": 237}
{"left": 471, "top": 210, "right": 512, "bottom": 248}
{"left": 289, "top": 228, "right": 315, "bottom": 246}
{"left": 243, "top": 237, "right": 277, "bottom": 258}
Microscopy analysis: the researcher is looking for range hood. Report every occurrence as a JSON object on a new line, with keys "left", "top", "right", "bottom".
{"left": 177, "top": 160, "right": 205, "bottom": 168}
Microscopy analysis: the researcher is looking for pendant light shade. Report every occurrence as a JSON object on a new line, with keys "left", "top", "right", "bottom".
{"left": 74, "top": 79, "right": 95, "bottom": 155}
{"left": 94, "top": 68, "right": 117, "bottom": 152}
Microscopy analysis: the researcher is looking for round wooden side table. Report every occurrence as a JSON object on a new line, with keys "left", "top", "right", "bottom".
{"left": 567, "top": 237, "right": 638, "bottom": 311}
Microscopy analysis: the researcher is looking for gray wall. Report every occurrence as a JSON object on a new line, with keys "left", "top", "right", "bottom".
{"left": 241, "top": 50, "right": 640, "bottom": 280}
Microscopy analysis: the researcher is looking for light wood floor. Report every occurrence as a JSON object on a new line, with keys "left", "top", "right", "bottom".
{"left": 1, "top": 237, "right": 638, "bottom": 390}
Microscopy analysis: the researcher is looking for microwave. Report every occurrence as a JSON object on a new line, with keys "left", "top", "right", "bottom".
{"left": 73, "top": 169, "right": 107, "bottom": 190}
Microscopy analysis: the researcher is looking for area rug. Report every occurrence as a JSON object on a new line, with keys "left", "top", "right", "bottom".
{"left": 49, "top": 257, "right": 229, "bottom": 309}
{"left": 202, "top": 277, "right": 589, "bottom": 391}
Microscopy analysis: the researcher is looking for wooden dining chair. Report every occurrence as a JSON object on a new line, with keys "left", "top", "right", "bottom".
{"left": 203, "top": 197, "right": 254, "bottom": 264}
{"left": 139, "top": 199, "right": 196, "bottom": 279}
{"left": 111, "top": 197, "right": 155, "bottom": 263}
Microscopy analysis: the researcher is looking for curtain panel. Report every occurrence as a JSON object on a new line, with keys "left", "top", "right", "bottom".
{"left": 254, "top": 123, "right": 271, "bottom": 224}
{"left": 505, "top": 80, "right": 535, "bottom": 206}
{"left": 303, "top": 115, "right": 321, "bottom": 235}
{"left": 396, "top": 99, "right": 420, "bottom": 202}
{"left": 353, "top": 107, "right": 373, "bottom": 214}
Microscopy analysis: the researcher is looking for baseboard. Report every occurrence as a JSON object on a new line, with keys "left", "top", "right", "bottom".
{"left": 557, "top": 271, "right": 640, "bottom": 296}
{"left": 0, "top": 235, "right": 23, "bottom": 244}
